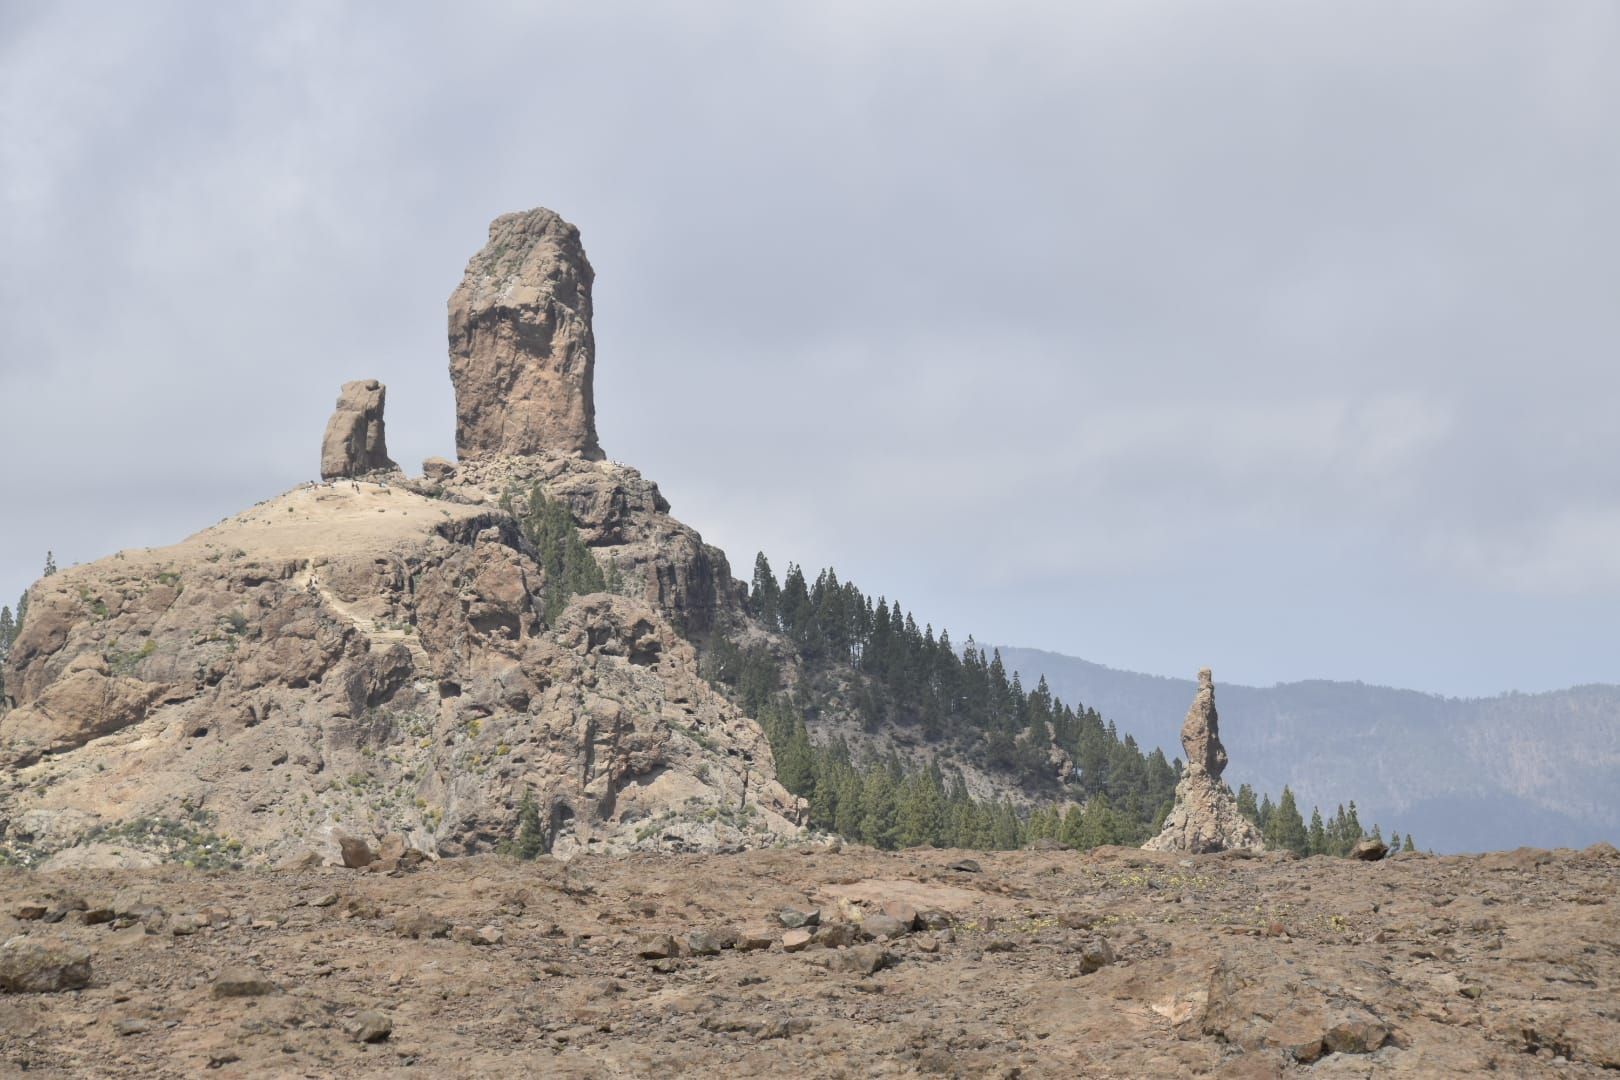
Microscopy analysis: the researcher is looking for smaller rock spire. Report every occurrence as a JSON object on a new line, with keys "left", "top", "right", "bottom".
{"left": 320, "top": 379, "right": 396, "bottom": 479}
{"left": 1143, "top": 668, "right": 1264, "bottom": 855}
{"left": 1181, "top": 667, "right": 1230, "bottom": 780}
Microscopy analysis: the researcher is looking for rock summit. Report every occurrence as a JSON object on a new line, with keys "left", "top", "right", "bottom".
{"left": 449, "top": 207, "right": 603, "bottom": 461}
{"left": 1142, "top": 669, "right": 1264, "bottom": 854}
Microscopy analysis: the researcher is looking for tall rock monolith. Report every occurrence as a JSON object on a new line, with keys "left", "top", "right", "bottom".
{"left": 448, "top": 207, "right": 603, "bottom": 461}
{"left": 320, "top": 379, "right": 396, "bottom": 479}
{"left": 1143, "top": 669, "right": 1264, "bottom": 854}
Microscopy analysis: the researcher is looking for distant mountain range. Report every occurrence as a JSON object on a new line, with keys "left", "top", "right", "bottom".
{"left": 992, "top": 647, "right": 1620, "bottom": 854}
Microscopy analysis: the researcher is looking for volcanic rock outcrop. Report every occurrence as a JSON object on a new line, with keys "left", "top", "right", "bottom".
{"left": 0, "top": 208, "right": 792, "bottom": 870}
{"left": 1143, "top": 669, "right": 1264, "bottom": 854}
{"left": 449, "top": 208, "right": 603, "bottom": 461}
{"left": 319, "top": 379, "right": 396, "bottom": 479}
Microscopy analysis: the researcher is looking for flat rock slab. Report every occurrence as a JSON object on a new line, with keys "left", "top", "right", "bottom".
{"left": 816, "top": 878, "right": 1006, "bottom": 916}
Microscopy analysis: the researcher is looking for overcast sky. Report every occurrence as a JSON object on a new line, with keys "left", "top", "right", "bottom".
{"left": 3, "top": 2, "right": 1617, "bottom": 698}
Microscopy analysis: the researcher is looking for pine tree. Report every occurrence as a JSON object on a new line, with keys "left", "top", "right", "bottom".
{"left": 1402, "top": 833, "right": 1416, "bottom": 853}
{"left": 1236, "top": 784, "right": 1259, "bottom": 825}
{"left": 749, "top": 553, "right": 781, "bottom": 630}
{"left": 1267, "top": 787, "right": 1309, "bottom": 856}
{"left": 42, "top": 551, "right": 57, "bottom": 578}
{"left": 1308, "top": 807, "right": 1327, "bottom": 856}
{"left": 510, "top": 791, "right": 547, "bottom": 859}
{"left": 518, "top": 485, "right": 606, "bottom": 624}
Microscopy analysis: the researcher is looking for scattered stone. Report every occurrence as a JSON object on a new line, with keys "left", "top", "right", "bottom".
{"left": 80, "top": 907, "right": 115, "bottom": 926}
{"left": 453, "top": 925, "right": 504, "bottom": 946}
{"left": 312, "top": 893, "right": 340, "bottom": 908}
{"left": 0, "top": 937, "right": 92, "bottom": 993}
{"left": 112, "top": 1018, "right": 151, "bottom": 1036}
{"left": 170, "top": 913, "right": 206, "bottom": 936}
{"left": 1078, "top": 937, "right": 1116, "bottom": 975}
{"left": 983, "top": 937, "right": 1018, "bottom": 953}
{"left": 637, "top": 933, "right": 679, "bottom": 960}
{"left": 377, "top": 833, "right": 408, "bottom": 864}
{"left": 812, "top": 923, "right": 858, "bottom": 949}
{"left": 916, "top": 909, "right": 953, "bottom": 931}
{"left": 212, "top": 965, "right": 279, "bottom": 998}
{"left": 422, "top": 457, "right": 455, "bottom": 481}
{"left": 339, "top": 835, "right": 377, "bottom": 869}
{"left": 1351, "top": 838, "right": 1389, "bottom": 862}
{"left": 777, "top": 907, "right": 820, "bottom": 929}
{"left": 812, "top": 944, "right": 890, "bottom": 976}
{"left": 13, "top": 905, "right": 46, "bottom": 921}
{"left": 947, "top": 859, "right": 982, "bottom": 874}
{"left": 351, "top": 1010, "right": 393, "bottom": 1044}
{"left": 649, "top": 958, "right": 681, "bottom": 974}
{"left": 781, "top": 929, "right": 814, "bottom": 953}
{"left": 686, "top": 928, "right": 727, "bottom": 956}
{"left": 879, "top": 900, "right": 919, "bottom": 929}
{"left": 859, "top": 914, "right": 911, "bottom": 941}
{"left": 736, "top": 930, "right": 775, "bottom": 951}
{"left": 1323, "top": 1019, "right": 1390, "bottom": 1055}
{"left": 394, "top": 912, "right": 451, "bottom": 940}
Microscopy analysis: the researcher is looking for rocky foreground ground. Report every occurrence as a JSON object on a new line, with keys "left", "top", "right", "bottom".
{"left": 2, "top": 843, "right": 1617, "bottom": 1078}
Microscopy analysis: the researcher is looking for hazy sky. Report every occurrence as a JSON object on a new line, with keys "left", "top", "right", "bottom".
{"left": 3, "top": 3, "right": 1617, "bottom": 698}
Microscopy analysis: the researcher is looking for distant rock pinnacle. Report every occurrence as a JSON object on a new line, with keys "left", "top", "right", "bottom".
{"left": 1182, "top": 667, "right": 1229, "bottom": 779}
{"left": 1143, "top": 669, "right": 1264, "bottom": 855}
{"left": 448, "top": 207, "right": 603, "bottom": 461}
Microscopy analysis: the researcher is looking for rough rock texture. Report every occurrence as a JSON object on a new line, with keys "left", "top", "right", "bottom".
{"left": 1144, "top": 670, "right": 1264, "bottom": 855}
{"left": 449, "top": 208, "right": 603, "bottom": 461}
{"left": 1182, "top": 668, "right": 1229, "bottom": 778}
{"left": 319, "top": 379, "right": 396, "bottom": 479}
{"left": 1, "top": 844, "right": 1617, "bottom": 1075}
{"left": 0, "top": 464, "right": 792, "bottom": 868}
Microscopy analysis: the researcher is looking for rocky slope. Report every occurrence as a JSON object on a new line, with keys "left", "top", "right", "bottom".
{"left": 1, "top": 842, "right": 1616, "bottom": 1076}
{"left": 0, "top": 455, "right": 797, "bottom": 869}
{"left": 994, "top": 647, "right": 1620, "bottom": 852}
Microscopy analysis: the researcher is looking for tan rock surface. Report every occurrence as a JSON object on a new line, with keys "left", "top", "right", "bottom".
{"left": 0, "top": 465, "right": 792, "bottom": 868}
{"left": 449, "top": 208, "right": 603, "bottom": 460}
{"left": 1145, "top": 670, "right": 1265, "bottom": 855}
{"left": 319, "top": 378, "right": 396, "bottom": 479}
{"left": 1, "top": 844, "right": 1616, "bottom": 1075}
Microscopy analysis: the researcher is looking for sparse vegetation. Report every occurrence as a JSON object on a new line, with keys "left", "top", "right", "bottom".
{"left": 81, "top": 812, "right": 244, "bottom": 870}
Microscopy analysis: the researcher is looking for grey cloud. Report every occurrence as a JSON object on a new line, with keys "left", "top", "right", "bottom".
{"left": 3, "top": 1, "right": 1617, "bottom": 697}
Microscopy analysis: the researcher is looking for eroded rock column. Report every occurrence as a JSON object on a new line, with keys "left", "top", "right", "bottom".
{"left": 449, "top": 207, "right": 603, "bottom": 460}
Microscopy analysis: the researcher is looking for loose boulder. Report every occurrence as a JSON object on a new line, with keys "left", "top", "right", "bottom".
{"left": 0, "top": 937, "right": 92, "bottom": 993}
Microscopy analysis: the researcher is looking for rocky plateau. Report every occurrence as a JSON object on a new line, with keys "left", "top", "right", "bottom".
{"left": 1, "top": 842, "right": 1617, "bottom": 1077}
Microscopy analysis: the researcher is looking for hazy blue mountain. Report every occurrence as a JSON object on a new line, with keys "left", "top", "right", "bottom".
{"left": 992, "top": 647, "right": 1620, "bottom": 854}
